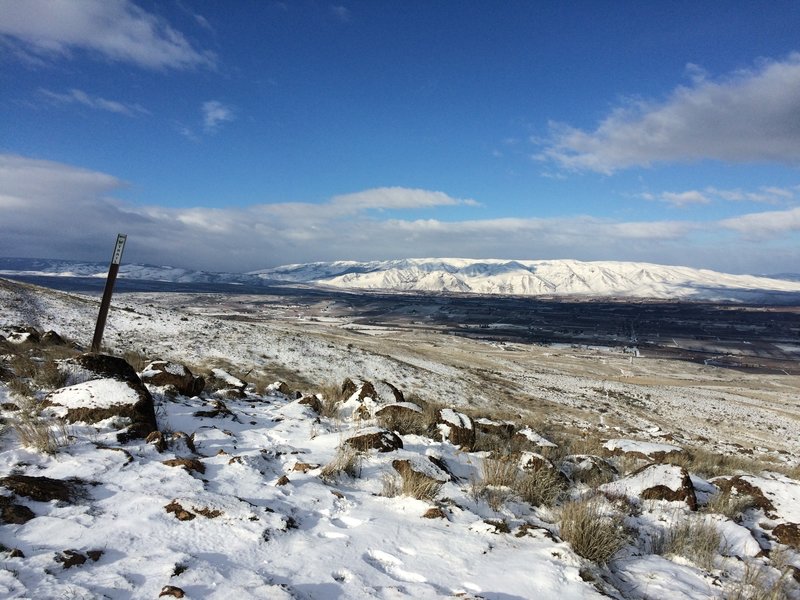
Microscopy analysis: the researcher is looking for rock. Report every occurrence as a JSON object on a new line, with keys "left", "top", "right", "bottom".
{"left": 68, "top": 353, "right": 141, "bottom": 385}
{"left": 474, "top": 417, "right": 515, "bottom": 437}
{"left": 41, "top": 330, "right": 66, "bottom": 345}
{"left": 392, "top": 456, "right": 450, "bottom": 484}
{"left": 276, "top": 475, "right": 290, "bottom": 486}
{"left": 514, "top": 427, "right": 557, "bottom": 450}
{"left": 55, "top": 549, "right": 87, "bottom": 569}
{"left": 141, "top": 361, "right": 204, "bottom": 396}
{"left": 518, "top": 451, "right": 554, "bottom": 472}
{"left": 345, "top": 427, "right": 403, "bottom": 452}
{"left": 560, "top": 455, "right": 617, "bottom": 485}
{"left": 422, "top": 507, "right": 448, "bottom": 519}
{"left": 602, "top": 439, "right": 683, "bottom": 463}
{"left": 0, "top": 474, "right": 79, "bottom": 503}
{"left": 711, "top": 475, "right": 777, "bottom": 517}
{"left": 193, "top": 399, "right": 234, "bottom": 419}
{"left": 207, "top": 368, "right": 247, "bottom": 397}
{"left": 436, "top": 408, "right": 475, "bottom": 448}
{"left": 599, "top": 463, "right": 697, "bottom": 510}
{"left": 162, "top": 458, "right": 205, "bottom": 475}
{"left": 773, "top": 523, "right": 800, "bottom": 548}
{"left": 298, "top": 395, "right": 322, "bottom": 413}
{"left": 378, "top": 381, "right": 405, "bottom": 403}
{"left": 160, "top": 586, "right": 186, "bottom": 598}
{"left": 164, "top": 500, "right": 195, "bottom": 521}
{"left": 272, "top": 381, "right": 292, "bottom": 396}
{"left": 6, "top": 326, "right": 40, "bottom": 344}
{"left": 0, "top": 496, "right": 35, "bottom": 524}
{"left": 45, "top": 377, "right": 158, "bottom": 442}
{"left": 292, "top": 462, "right": 320, "bottom": 473}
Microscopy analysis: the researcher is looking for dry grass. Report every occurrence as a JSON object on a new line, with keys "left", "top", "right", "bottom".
{"left": 11, "top": 397, "right": 71, "bottom": 454}
{"left": 515, "top": 467, "right": 567, "bottom": 507}
{"left": 652, "top": 517, "right": 721, "bottom": 571}
{"left": 558, "top": 497, "right": 628, "bottom": 564}
{"left": 386, "top": 470, "right": 443, "bottom": 501}
{"left": 376, "top": 408, "right": 427, "bottom": 436}
{"left": 482, "top": 456, "right": 519, "bottom": 488}
{"left": 726, "top": 561, "right": 795, "bottom": 600}
{"left": 669, "top": 446, "right": 771, "bottom": 479}
{"left": 317, "top": 384, "right": 346, "bottom": 419}
{"left": 704, "top": 489, "right": 757, "bottom": 520}
{"left": 319, "top": 443, "right": 362, "bottom": 482}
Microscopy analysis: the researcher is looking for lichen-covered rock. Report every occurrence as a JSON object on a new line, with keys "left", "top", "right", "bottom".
{"left": 345, "top": 427, "right": 403, "bottom": 452}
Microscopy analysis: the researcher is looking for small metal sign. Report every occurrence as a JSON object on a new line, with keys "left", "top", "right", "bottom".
{"left": 91, "top": 233, "right": 127, "bottom": 353}
{"left": 111, "top": 234, "right": 127, "bottom": 265}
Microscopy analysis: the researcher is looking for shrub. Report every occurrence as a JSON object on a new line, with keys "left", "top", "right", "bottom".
{"left": 558, "top": 497, "right": 627, "bottom": 564}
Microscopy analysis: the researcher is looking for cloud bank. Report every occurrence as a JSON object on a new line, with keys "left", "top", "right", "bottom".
{"left": 0, "top": 154, "right": 797, "bottom": 274}
{"left": 538, "top": 54, "right": 800, "bottom": 173}
{"left": 0, "top": 0, "right": 215, "bottom": 70}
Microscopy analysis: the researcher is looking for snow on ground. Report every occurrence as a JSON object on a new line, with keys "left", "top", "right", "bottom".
{"left": 2, "top": 277, "right": 800, "bottom": 599}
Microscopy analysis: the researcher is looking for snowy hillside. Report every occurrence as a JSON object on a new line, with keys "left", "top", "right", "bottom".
{"left": 4, "top": 256, "right": 800, "bottom": 302}
{"left": 252, "top": 258, "right": 800, "bottom": 302}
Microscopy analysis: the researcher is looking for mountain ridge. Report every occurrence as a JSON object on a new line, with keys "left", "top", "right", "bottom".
{"left": 3, "top": 256, "right": 800, "bottom": 303}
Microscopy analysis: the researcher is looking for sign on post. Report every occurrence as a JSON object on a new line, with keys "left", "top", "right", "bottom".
{"left": 90, "top": 234, "right": 127, "bottom": 353}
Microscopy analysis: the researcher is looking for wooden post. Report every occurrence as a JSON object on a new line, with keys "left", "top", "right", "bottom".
{"left": 91, "top": 234, "right": 127, "bottom": 353}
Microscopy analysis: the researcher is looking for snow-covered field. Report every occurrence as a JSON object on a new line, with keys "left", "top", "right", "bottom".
{"left": 1, "top": 277, "right": 799, "bottom": 599}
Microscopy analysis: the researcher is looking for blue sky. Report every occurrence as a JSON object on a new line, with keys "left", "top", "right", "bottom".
{"left": 2, "top": 0, "right": 800, "bottom": 274}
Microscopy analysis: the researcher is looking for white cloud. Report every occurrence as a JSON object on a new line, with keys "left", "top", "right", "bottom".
{"left": 1, "top": 154, "right": 798, "bottom": 274}
{"left": 202, "top": 101, "right": 235, "bottom": 132}
{"left": 643, "top": 185, "right": 798, "bottom": 208}
{"left": 40, "top": 88, "right": 149, "bottom": 117}
{"left": 657, "top": 191, "right": 711, "bottom": 208}
{"left": 331, "top": 188, "right": 480, "bottom": 211}
{"left": 0, "top": 0, "right": 215, "bottom": 70}
{"left": 537, "top": 53, "right": 800, "bottom": 173}
{"left": 720, "top": 206, "right": 800, "bottom": 238}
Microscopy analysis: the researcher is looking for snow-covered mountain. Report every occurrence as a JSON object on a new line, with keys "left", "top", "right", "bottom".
{"left": 4, "top": 256, "right": 800, "bottom": 302}
{"left": 251, "top": 258, "right": 800, "bottom": 302}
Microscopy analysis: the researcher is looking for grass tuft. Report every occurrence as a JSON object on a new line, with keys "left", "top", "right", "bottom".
{"left": 558, "top": 497, "right": 627, "bottom": 564}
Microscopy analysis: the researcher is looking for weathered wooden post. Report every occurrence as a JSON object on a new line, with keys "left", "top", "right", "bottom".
{"left": 90, "top": 233, "right": 127, "bottom": 353}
